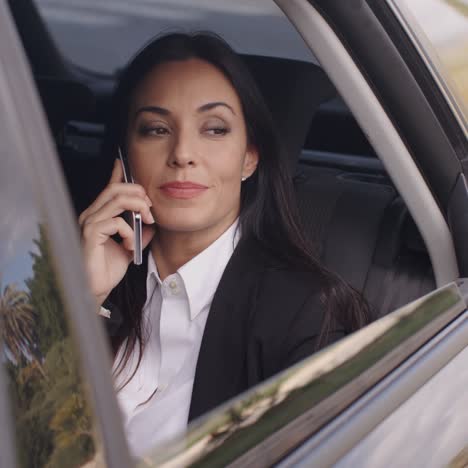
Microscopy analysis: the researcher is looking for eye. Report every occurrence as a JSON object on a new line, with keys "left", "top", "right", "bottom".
{"left": 139, "top": 125, "right": 170, "bottom": 137}
{"left": 205, "top": 126, "right": 230, "bottom": 136}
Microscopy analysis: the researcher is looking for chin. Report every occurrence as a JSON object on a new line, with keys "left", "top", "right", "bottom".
{"left": 155, "top": 210, "right": 214, "bottom": 233}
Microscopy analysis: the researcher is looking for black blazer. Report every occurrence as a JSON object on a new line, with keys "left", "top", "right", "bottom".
{"left": 103, "top": 237, "right": 345, "bottom": 422}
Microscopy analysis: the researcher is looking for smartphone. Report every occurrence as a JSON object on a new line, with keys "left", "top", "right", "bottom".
{"left": 118, "top": 147, "right": 143, "bottom": 265}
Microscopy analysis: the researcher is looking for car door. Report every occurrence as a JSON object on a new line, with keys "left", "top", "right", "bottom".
{"left": 0, "top": 3, "right": 132, "bottom": 467}
{"left": 3, "top": 0, "right": 468, "bottom": 466}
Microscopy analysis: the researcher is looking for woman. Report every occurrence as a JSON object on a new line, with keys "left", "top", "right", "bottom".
{"left": 79, "top": 32, "right": 369, "bottom": 456}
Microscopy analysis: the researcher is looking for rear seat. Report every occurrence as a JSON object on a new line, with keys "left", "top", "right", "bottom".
{"left": 364, "top": 197, "right": 435, "bottom": 317}
{"left": 36, "top": 56, "right": 435, "bottom": 319}
{"left": 294, "top": 165, "right": 435, "bottom": 318}
{"left": 245, "top": 57, "right": 435, "bottom": 316}
{"left": 247, "top": 57, "right": 436, "bottom": 317}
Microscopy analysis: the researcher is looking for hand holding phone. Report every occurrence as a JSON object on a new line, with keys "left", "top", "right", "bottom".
{"left": 118, "top": 147, "right": 143, "bottom": 265}
{"left": 79, "top": 157, "right": 155, "bottom": 306}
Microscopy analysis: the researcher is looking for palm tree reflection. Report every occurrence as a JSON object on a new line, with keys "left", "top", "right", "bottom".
{"left": 0, "top": 280, "right": 37, "bottom": 364}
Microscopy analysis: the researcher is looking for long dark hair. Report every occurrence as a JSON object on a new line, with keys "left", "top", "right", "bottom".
{"left": 105, "top": 32, "right": 370, "bottom": 386}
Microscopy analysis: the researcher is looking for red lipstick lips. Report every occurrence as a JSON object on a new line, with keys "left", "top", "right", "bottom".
{"left": 159, "top": 181, "right": 208, "bottom": 199}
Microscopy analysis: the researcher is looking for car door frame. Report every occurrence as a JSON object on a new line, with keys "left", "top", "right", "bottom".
{"left": 276, "top": 0, "right": 462, "bottom": 288}
{"left": 304, "top": 0, "right": 468, "bottom": 278}
{"left": 0, "top": 3, "right": 132, "bottom": 466}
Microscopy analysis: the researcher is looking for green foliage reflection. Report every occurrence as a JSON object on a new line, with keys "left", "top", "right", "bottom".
{"left": 2, "top": 226, "right": 98, "bottom": 468}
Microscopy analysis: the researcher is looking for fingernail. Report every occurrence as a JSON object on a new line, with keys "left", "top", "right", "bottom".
{"left": 145, "top": 196, "right": 153, "bottom": 206}
{"left": 148, "top": 211, "right": 155, "bottom": 224}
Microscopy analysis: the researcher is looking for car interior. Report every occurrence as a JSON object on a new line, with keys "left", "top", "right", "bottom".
{"left": 9, "top": 0, "right": 436, "bottom": 322}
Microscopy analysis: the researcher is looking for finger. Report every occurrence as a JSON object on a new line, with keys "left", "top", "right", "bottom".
{"left": 79, "top": 183, "right": 148, "bottom": 225}
{"left": 82, "top": 217, "right": 136, "bottom": 251}
{"left": 85, "top": 195, "right": 154, "bottom": 226}
{"left": 109, "top": 158, "right": 124, "bottom": 184}
{"left": 79, "top": 158, "right": 143, "bottom": 226}
{"left": 83, "top": 195, "right": 155, "bottom": 226}
{"left": 79, "top": 183, "right": 150, "bottom": 226}
{"left": 108, "top": 159, "right": 152, "bottom": 205}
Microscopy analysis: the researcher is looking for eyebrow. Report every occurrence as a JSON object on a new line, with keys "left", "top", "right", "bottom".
{"left": 134, "top": 106, "right": 170, "bottom": 117}
{"left": 134, "top": 101, "right": 236, "bottom": 118}
{"left": 197, "top": 102, "right": 236, "bottom": 115}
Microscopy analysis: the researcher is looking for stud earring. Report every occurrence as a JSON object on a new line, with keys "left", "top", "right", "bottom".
{"left": 241, "top": 176, "right": 247, "bottom": 182}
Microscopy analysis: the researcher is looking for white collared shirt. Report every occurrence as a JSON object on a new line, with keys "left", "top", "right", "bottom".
{"left": 113, "top": 220, "right": 240, "bottom": 458}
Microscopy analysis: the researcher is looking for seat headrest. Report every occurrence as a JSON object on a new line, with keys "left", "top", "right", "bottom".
{"left": 402, "top": 216, "right": 429, "bottom": 255}
{"left": 243, "top": 55, "right": 336, "bottom": 171}
{"left": 373, "top": 197, "right": 429, "bottom": 268}
{"left": 36, "top": 77, "right": 96, "bottom": 136}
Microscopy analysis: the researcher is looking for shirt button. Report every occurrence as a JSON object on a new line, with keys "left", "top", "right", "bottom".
{"left": 168, "top": 280, "right": 180, "bottom": 295}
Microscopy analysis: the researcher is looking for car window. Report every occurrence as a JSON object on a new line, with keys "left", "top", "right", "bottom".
{"left": 390, "top": 0, "right": 468, "bottom": 130}
{"left": 1, "top": 227, "right": 107, "bottom": 468}
{"left": 0, "top": 24, "right": 108, "bottom": 468}
{"left": 0, "top": 149, "right": 107, "bottom": 466}
{"left": 32, "top": 0, "right": 316, "bottom": 75}
{"left": 143, "top": 283, "right": 466, "bottom": 466}
{"left": 9, "top": 0, "right": 461, "bottom": 464}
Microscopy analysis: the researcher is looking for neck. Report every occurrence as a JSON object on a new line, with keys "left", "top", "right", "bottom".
{"left": 150, "top": 218, "right": 238, "bottom": 280}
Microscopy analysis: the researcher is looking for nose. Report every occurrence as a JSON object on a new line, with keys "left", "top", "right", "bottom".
{"left": 168, "top": 130, "right": 196, "bottom": 168}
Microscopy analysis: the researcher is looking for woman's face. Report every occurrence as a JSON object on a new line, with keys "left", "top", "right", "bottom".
{"left": 126, "top": 58, "right": 258, "bottom": 235}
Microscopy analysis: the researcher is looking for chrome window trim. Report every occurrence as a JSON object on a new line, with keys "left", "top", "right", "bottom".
{"left": 0, "top": 3, "right": 132, "bottom": 467}
{"left": 386, "top": 0, "right": 468, "bottom": 137}
{"left": 280, "top": 305, "right": 468, "bottom": 467}
{"left": 142, "top": 283, "right": 466, "bottom": 467}
{"left": 274, "top": 0, "right": 459, "bottom": 288}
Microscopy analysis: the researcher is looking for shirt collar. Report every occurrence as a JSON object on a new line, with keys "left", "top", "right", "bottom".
{"left": 146, "top": 246, "right": 162, "bottom": 289}
{"left": 143, "top": 249, "right": 162, "bottom": 315}
{"left": 146, "top": 220, "right": 240, "bottom": 321}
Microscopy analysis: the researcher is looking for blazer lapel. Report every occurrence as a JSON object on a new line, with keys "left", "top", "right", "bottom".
{"left": 188, "top": 237, "right": 268, "bottom": 421}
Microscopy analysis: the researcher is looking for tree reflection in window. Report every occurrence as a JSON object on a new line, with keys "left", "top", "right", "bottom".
{"left": 1, "top": 226, "right": 102, "bottom": 468}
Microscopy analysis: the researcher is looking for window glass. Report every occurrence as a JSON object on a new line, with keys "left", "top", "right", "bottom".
{"left": 11, "top": 1, "right": 450, "bottom": 463}
{"left": 33, "top": 0, "right": 316, "bottom": 75}
{"left": 145, "top": 284, "right": 465, "bottom": 466}
{"left": 393, "top": 0, "right": 468, "bottom": 129}
{"left": 0, "top": 82, "right": 106, "bottom": 468}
